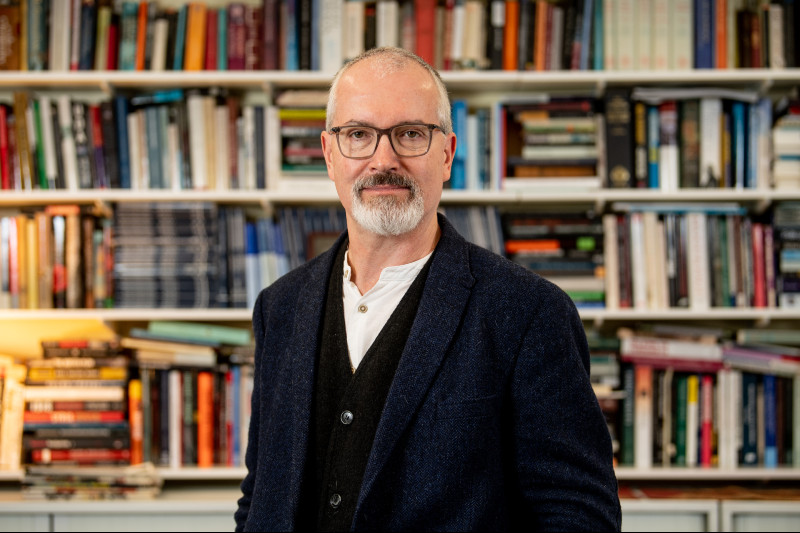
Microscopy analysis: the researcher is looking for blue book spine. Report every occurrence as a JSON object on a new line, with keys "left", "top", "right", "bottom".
{"left": 745, "top": 101, "right": 759, "bottom": 189}
{"left": 231, "top": 365, "right": 241, "bottom": 466}
{"left": 145, "top": 107, "right": 163, "bottom": 189}
{"left": 450, "top": 99, "right": 468, "bottom": 190}
{"left": 78, "top": 2, "right": 98, "bottom": 71}
{"left": 741, "top": 372, "right": 759, "bottom": 466}
{"left": 579, "top": 0, "right": 594, "bottom": 70}
{"left": 245, "top": 222, "right": 260, "bottom": 310}
{"left": 732, "top": 102, "right": 746, "bottom": 189}
{"left": 173, "top": 5, "right": 188, "bottom": 71}
{"left": 119, "top": 2, "right": 139, "bottom": 70}
{"left": 647, "top": 105, "right": 660, "bottom": 189}
{"left": 217, "top": 9, "right": 228, "bottom": 70}
{"left": 592, "top": 0, "right": 604, "bottom": 71}
{"left": 27, "top": 0, "right": 49, "bottom": 71}
{"left": 694, "top": 0, "right": 714, "bottom": 69}
{"left": 764, "top": 374, "right": 778, "bottom": 468}
{"left": 285, "top": 0, "right": 299, "bottom": 70}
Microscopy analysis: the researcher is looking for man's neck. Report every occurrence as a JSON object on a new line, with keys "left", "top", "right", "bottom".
{"left": 346, "top": 217, "right": 440, "bottom": 295}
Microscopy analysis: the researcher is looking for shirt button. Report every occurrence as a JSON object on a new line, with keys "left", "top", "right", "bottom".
{"left": 344, "top": 269, "right": 349, "bottom": 278}
{"left": 340, "top": 410, "right": 354, "bottom": 425}
{"left": 329, "top": 493, "right": 342, "bottom": 509}
{"left": 358, "top": 304, "right": 368, "bottom": 313}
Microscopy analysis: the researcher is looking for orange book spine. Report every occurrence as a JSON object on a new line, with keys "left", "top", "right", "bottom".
{"left": 533, "top": 1, "right": 548, "bottom": 71}
{"left": 185, "top": 3, "right": 208, "bottom": 71}
{"left": 128, "top": 379, "right": 143, "bottom": 465}
{"left": 504, "top": 239, "right": 561, "bottom": 254}
{"left": 196, "top": 370, "right": 214, "bottom": 467}
{"left": 503, "top": 1, "right": 519, "bottom": 71}
{"left": 715, "top": 0, "right": 727, "bottom": 68}
{"left": 135, "top": 2, "right": 148, "bottom": 70}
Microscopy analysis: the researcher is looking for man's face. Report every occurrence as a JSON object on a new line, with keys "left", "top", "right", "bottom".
{"left": 321, "top": 60, "right": 456, "bottom": 237}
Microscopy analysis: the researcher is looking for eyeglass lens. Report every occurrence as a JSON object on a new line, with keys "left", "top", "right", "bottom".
{"left": 337, "top": 124, "right": 433, "bottom": 158}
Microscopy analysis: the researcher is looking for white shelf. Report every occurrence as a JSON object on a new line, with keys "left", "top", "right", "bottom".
{"left": 2, "top": 188, "right": 800, "bottom": 208}
{"left": 2, "top": 68, "right": 800, "bottom": 92}
{"left": 615, "top": 467, "right": 800, "bottom": 482}
{"left": 0, "top": 309, "right": 253, "bottom": 322}
{"left": 578, "top": 308, "right": 800, "bottom": 324}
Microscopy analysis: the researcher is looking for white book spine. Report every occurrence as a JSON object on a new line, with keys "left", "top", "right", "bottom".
{"left": 450, "top": 2, "right": 466, "bottom": 65}
{"left": 603, "top": 0, "right": 617, "bottom": 70}
{"left": 466, "top": 114, "right": 479, "bottom": 190}
{"left": 38, "top": 97, "right": 58, "bottom": 189}
{"left": 670, "top": 0, "right": 693, "bottom": 69}
{"left": 150, "top": 18, "right": 169, "bottom": 72}
{"left": 343, "top": 1, "right": 365, "bottom": 62}
{"left": 376, "top": 0, "right": 400, "bottom": 48}
{"left": 654, "top": 219, "right": 669, "bottom": 309}
{"left": 167, "top": 122, "right": 181, "bottom": 191}
{"left": 137, "top": 111, "right": 150, "bottom": 189}
{"left": 699, "top": 98, "right": 722, "bottom": 187}
{"left": 320, "top": 0, "right": 344, "bottom": 73}
{"left": 603, "top": 214, "right": 620, "bottom": 310}
{"left": 463, "top": 1, "right": 485, "bottom": 67}
{"left": 243, "top": 105, "right": 257, "bottom": 190}
{"left": 768, "top": 4, "right": 785, "bottom": 69}
{"left": 686, "top": 212, "right": 710, "bottom": 311}
{"left": 630, "top": 212, "right": 648, "bottom": 309}
{"left": 635, "top": 0, "right": 653, "bottom": 70}
{"left": 168, "top": 369, "right": 182, "bottom": 469}
{"left": 615, "top": 0, "right": 635, "bottom": 70}
{"left": 215, "top": 105, "right": 231, "bottom": 191}
{"left": 651, "top": 0, "right": 669, "bottom": 70}
{"left": 56, "top": 95, "right": 79, "bottom": 191}
{"left": 634, "top": 367, "right": 653, "bottom": 470}
{"left": 126, "top": 112, "right": 142, "bottom": 190}
{"left": 203, "top": 97, "right": 217, "bottom": 190}
{"left": 187, "top": 94, "right": 208, "bottom": 190}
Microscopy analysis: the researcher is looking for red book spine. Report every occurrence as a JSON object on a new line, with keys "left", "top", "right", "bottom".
{"left": 196, "top": 370, "right": 214, "bottom": 467}
{"left": 106, "top": 16, "right": 119, "bottom": 71}
{"left": 24, "top": 410, "right": 126, "bottom": 424}
{"left": 414, "top": 0, "right": 436, "bottom": 65}
{"left": 752, "top": 222, "right": 766, "bottom": 308}
{"left": 700, "top": 375, "right": 714, "bottom": 467}
{"left": 0, "top": 106, "right": 9, "bottom": 189}
{"left": 204, "top": 9, "right": 218, "bottom": 70}
{"left": 31, "top": 448, "right": 131, "bottom": 464}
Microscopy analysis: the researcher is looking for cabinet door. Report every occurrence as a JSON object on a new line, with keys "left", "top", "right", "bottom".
{"left": 0, "top": 514, "right": 50, "bottom": 532}
{"left": 621, "top": 500, "right": 719, "bottom": 532}
{"left": 52, "top": 513, "right": 234, "bottom": 532}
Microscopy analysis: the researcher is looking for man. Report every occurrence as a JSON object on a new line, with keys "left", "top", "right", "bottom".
{"left": 235, "top": 47, "right": 621, "bottom": 531}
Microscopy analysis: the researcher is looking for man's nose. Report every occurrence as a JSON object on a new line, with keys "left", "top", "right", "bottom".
{"left": 369, "top": 134, "right": 400, "bottom": 170}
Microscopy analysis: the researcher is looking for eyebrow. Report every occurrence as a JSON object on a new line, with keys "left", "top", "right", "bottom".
{"left": 338, "top": 120, "right": 431, "bottom": 128}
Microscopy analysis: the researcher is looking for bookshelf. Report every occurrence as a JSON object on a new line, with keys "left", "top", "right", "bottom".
{"left": 3, "top": 0, "right": 800, "bottom": 531}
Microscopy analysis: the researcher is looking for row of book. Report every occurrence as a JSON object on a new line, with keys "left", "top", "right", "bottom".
{"left": 0, "top": 87, "right": 789, "bottom": 193}
{"left": 0, "top": 320, "right": 255, "bottom": 477}
{"left": 603, "top": 205, "right": 781, "bottom": 311}
{"left": 605, "top": 326, "right": 800, "bottom": 470}
{"left": 1, "top": 1, "right": 796, "bottom": 74}
{"left": 603, "top": 88, "right": 775, "bottom": 191}
{"left": 0, "top": 90, "right": 273, "bottom": 192}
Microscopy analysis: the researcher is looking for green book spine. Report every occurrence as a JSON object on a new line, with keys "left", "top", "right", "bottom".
{"left": 674, "top": 374, "right": 688, "bottom": 466}
{"left": 148, "top": 321, "right": 252, "bottom": 346}
{"left": 621, "top": 364, "right": 635, "bottom": 466}
{"left": 32, "top": 99, "right": 47, "bottom": 189}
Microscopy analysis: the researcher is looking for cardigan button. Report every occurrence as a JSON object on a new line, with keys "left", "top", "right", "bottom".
{"left": 329, "top": 493, "right": 342, "bottom": 509}
{"left": 340, "top": 410, "right": 354, "bottom": 425}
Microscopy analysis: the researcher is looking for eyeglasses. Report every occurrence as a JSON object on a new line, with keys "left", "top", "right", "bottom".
{"left": 329, "top": 123, "right": 443, "bottom": 159}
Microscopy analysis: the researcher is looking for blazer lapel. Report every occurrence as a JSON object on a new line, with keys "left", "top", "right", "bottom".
{"left": 357, "top": 216, "right": 475, "bottom": 505}
{"left": 281, "top": 235, "right": 346, "bottom": 516}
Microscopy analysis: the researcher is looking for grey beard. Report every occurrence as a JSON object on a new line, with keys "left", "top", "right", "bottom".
{"left": 350, "top": 172, "right": 425, "bottom": 236}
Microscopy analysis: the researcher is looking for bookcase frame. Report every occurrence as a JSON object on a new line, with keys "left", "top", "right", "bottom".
{"left": 3, "top": 67, "right": 800, "bottom": 530}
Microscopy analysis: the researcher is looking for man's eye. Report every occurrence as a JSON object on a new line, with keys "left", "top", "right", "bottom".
{"left": 348, "top": 129, "right": 371, "bottom": 139}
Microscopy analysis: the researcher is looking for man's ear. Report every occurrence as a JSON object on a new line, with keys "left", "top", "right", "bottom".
{"left": 442, "top": 132, "right": 457, "bottom": 183}
{"left": 321, "top": 131, "right": 335, "bottom": 181}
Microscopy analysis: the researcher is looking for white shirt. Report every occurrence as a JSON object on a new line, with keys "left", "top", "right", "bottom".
{"left": 342, "top": 249, "right": 433, "bottom": 371}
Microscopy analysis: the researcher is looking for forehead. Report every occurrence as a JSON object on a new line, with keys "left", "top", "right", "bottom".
{"left": 332, "top": 60, "right": 439, "bottom": 125}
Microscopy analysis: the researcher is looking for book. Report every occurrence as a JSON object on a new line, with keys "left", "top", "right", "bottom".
{"left": 633, "top": 364, "right": 653, "bottom": 469}
{"left": 147, "top": 321, "right": 252, "bottom": 347}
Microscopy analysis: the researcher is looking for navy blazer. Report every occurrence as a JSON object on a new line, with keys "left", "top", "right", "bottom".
{"left": 236, "top": 214, "right": 621, "bottom": 531}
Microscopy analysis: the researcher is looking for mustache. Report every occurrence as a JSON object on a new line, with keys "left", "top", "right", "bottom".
{"left": 354, "top": 172, "right": 418, "bottom": 192}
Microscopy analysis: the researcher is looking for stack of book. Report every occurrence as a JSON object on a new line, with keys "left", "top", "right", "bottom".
{"left": 275, "top": 90, "right": 327, "bottom": 175}
{"left": 22, "top": 462, "right": 162, "bottom": 501}
{"left": 23, "top": 340, "right": 130, "bottom": 468}
{"left": 113, "top": 202, "right": 236, "bottom": 309}
{"left": 0, "top": 355, "right": 27, "bottom": 470}
{"left": 774, "top": 202, "right": 800, "bottom": 308}
{"left": 124, "top": 321, "right": 254, "bottom": 469}
{"left": 498, "top": 96, "right": 601, "bottom": 192}
{"left": 585, "top": 331, "right": 623, "bottom": 465}
{"left": 502, "top": 210, "right": 605, "bottom": 308}
{"left": 772, "top": 102, "right": 800, "bottom": 190}
{"left": 616, "top": 326, "right": 800, "bottom": 470}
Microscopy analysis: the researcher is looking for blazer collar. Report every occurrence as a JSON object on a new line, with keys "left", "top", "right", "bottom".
{"left": 357, "top": 214, "right": 476, "bottom": 510}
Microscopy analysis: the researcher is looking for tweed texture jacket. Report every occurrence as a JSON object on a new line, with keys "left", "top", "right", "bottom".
{"left": 235, "top": 214, "right": 621, "bottom": 531}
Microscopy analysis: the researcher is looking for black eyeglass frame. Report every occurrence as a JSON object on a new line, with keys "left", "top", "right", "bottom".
{"left": 328, "top": 123, "right": 444, "bottom": 159}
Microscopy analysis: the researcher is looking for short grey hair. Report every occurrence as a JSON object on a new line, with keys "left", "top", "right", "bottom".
{"left": 326, "top": 47, "right": 452, "bottom": 135}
